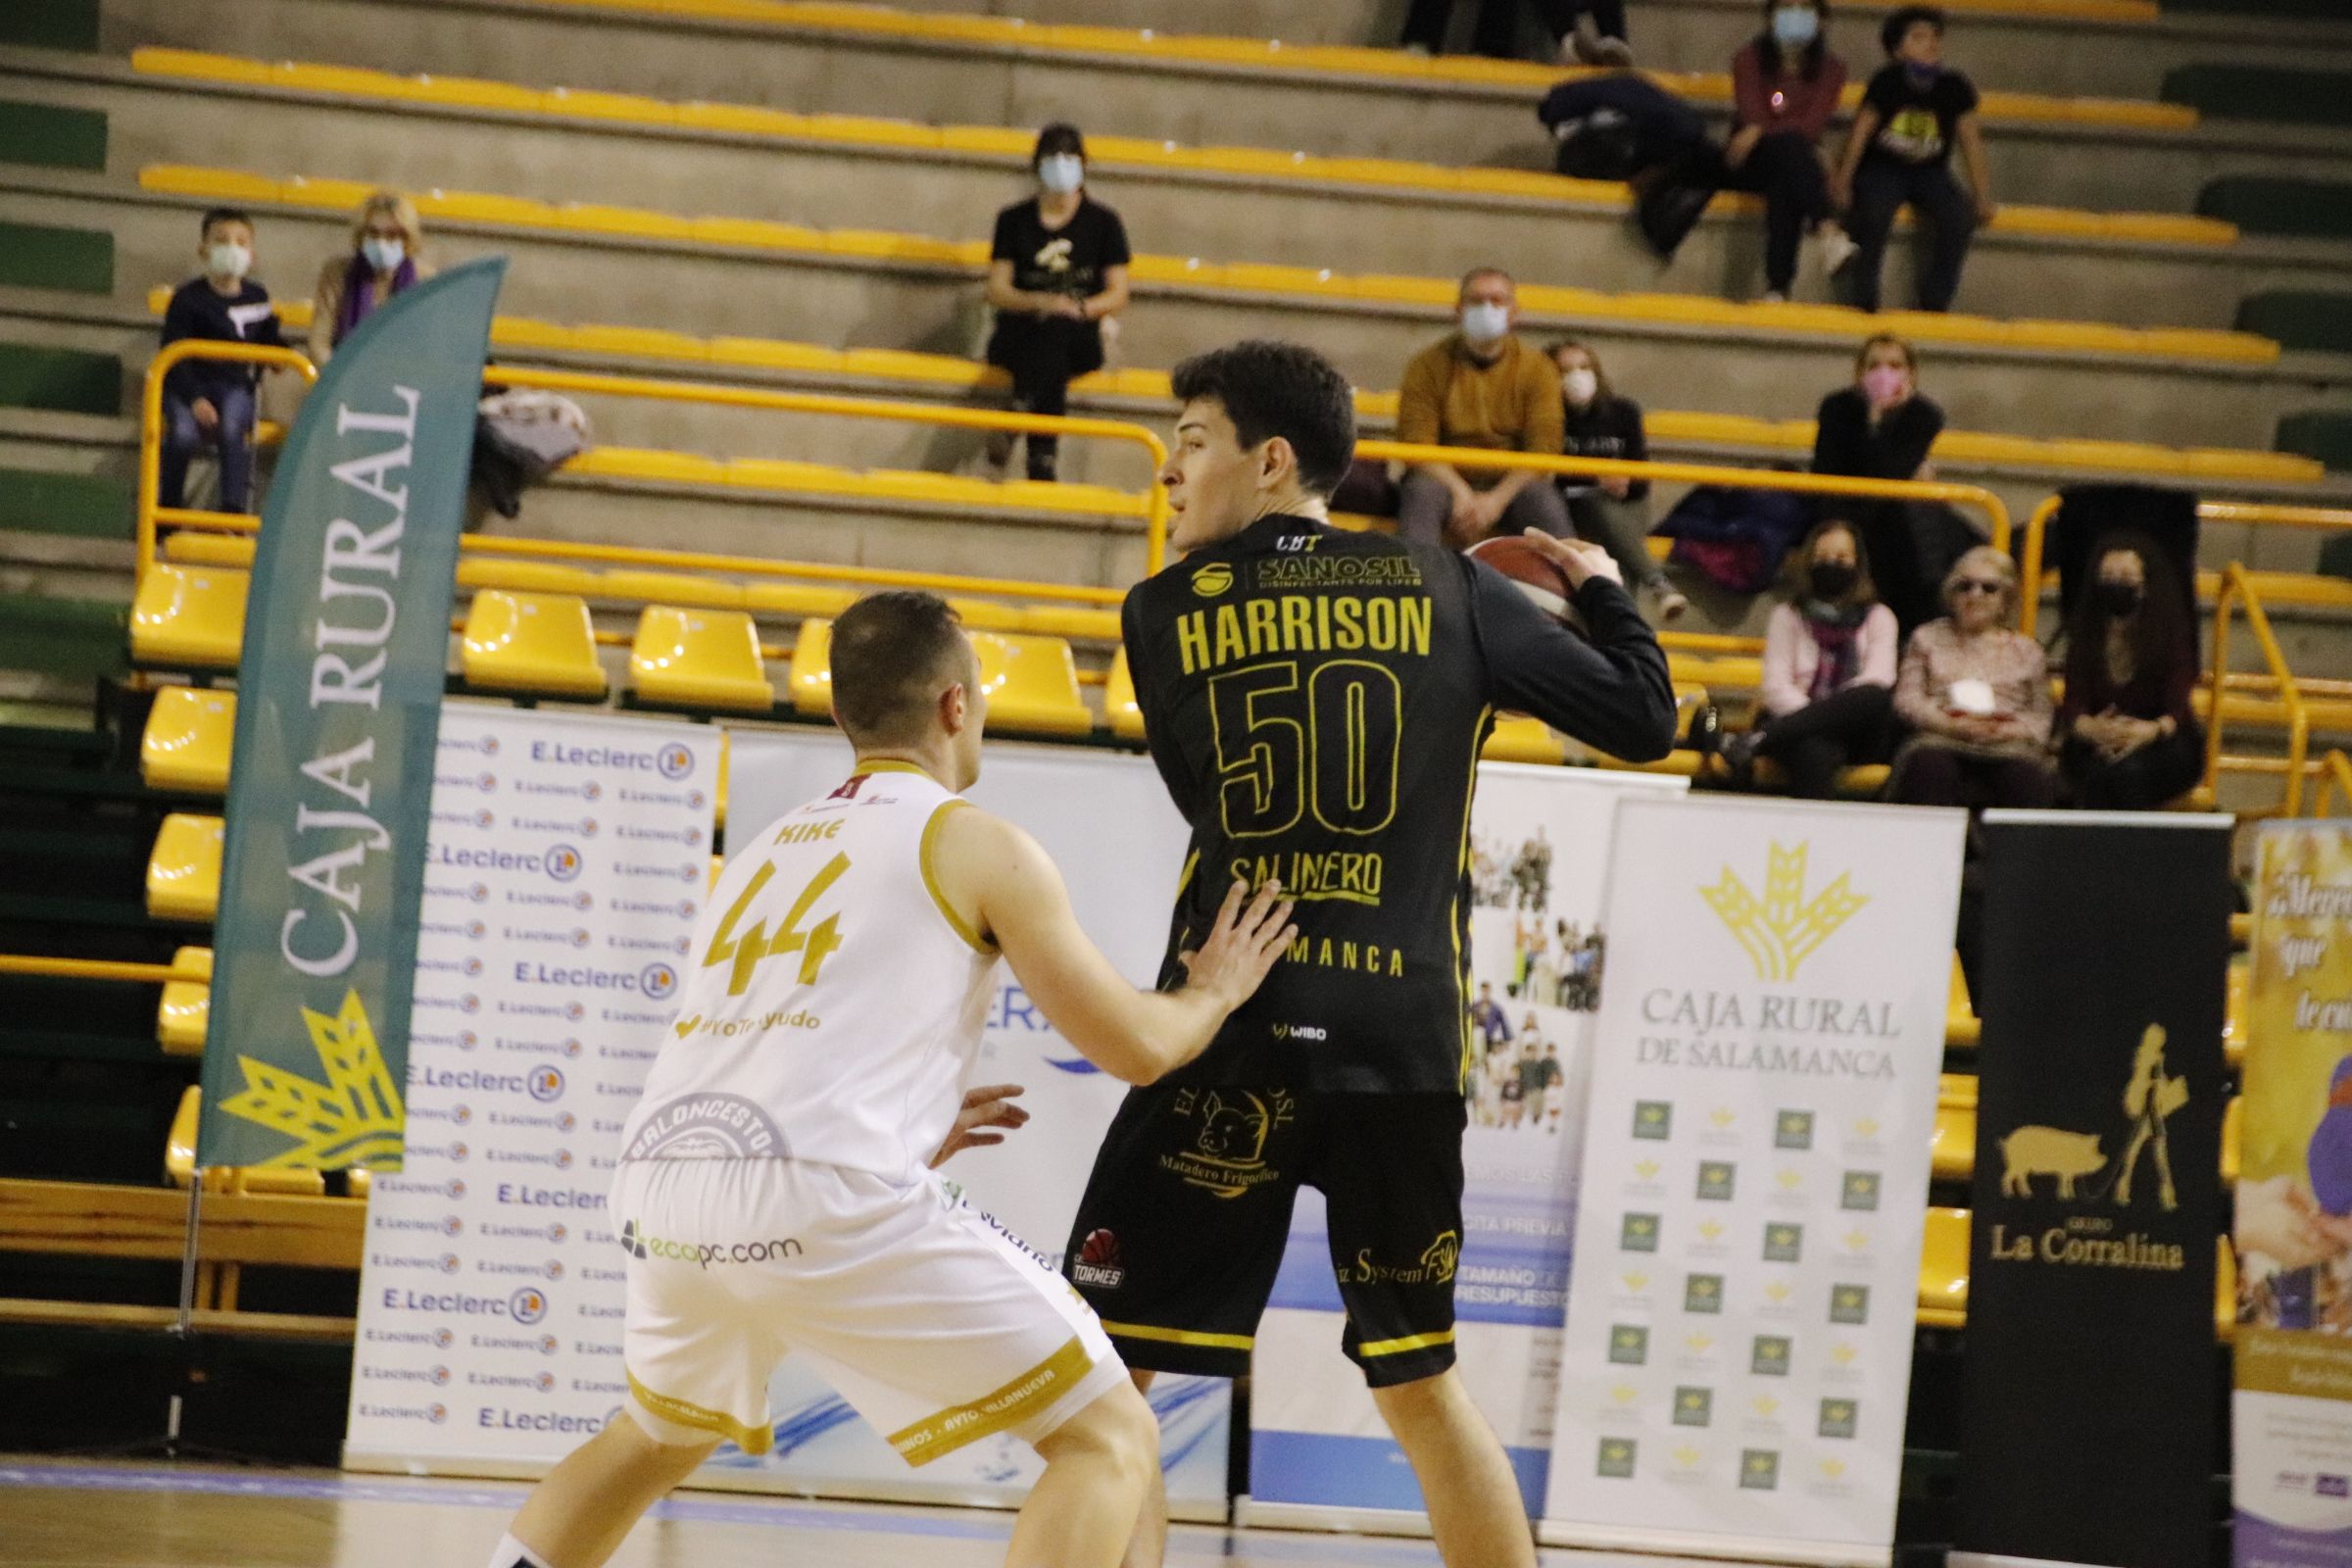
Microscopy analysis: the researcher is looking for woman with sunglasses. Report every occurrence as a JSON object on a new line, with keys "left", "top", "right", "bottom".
{"left": 1886, "top": 545, "right": 2056, "bottom": 808}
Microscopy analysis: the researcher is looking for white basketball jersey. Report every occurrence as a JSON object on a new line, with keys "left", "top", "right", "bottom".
{"left": 617, "top": 761, "right": 998, "bottom": 1184}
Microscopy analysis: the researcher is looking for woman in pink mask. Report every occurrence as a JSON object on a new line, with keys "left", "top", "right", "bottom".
{"left": 1810, "top": 333, "right": 1944, "bottom": 631}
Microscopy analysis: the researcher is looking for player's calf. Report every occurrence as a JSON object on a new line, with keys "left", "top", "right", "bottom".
{"left": 1009, "top": 1378, "right": 1160, "bottom": 1568}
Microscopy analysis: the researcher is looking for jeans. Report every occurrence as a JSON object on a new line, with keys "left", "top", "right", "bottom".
{"left": 1723, "top": 130, "right": 1832, "bottom": 295}
{"left": 1887, "top": 742, "right": 2056, "bottom": 809}
{"left": 160, "top": 382, "right": 258, "bottom": 512}
{"left": 985, "top": 317, "right": 1104, "bottom": 481}
{"left": 2059, "top": 723, "right": 2205, "bottom": 810}
{"left": 1756, "top": 681, "right": 1893, "bottom": 799}
{"left": 1402, "top": 0, "right": 1624, "bottom": 54}
{"left": 1398, "top": 469, "right": 1573, "bottom": 550}
{"left": 1563, "top": 490, "right": 1667, "bottom": 590}
{"left": 1841, "top": 159, "right": 1979, "bottom": 313}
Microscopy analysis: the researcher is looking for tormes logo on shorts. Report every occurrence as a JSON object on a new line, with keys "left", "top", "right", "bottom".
{"left": 1700, "top": 842, "right": 1868, "bottom": 982}
{"left": 618, "top": 1219, "right": 803, "bottom": 1269}
{"left": 1160, "top": 1087, "right": 1294, "bottom": 1199}
{"left": 1072, "top": 1229, "right": 1125, "bottom": 1290}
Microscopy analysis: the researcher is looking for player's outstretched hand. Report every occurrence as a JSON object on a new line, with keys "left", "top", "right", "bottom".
{"left": 1520, "top": 528, "right": 1621, "bottom": 591}
{"left": 928, "top": 1083, "right": 1030, "bottom": 1167}
{"left": 1179, "top": 879, "right": 1298, "bottom": 1013}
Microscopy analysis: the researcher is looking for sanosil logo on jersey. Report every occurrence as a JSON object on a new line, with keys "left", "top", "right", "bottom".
{"left": 1191, "top": 562, "right": 1233, "bottom": 598}
{"left": 1072, "top": 1229, "right": 1125, "bottom": 1290}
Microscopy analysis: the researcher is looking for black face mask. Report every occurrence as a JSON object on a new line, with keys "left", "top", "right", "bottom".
{"left": 1808, "top": 563, "right": 1858, "bottom": 601}
{"left": 2093, "top": 580, "right": 2143, "bottom": 617}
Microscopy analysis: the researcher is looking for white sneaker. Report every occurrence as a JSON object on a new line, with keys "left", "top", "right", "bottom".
{"left": 1761, "top": 290, "right": 1788, "bottom": 304}
{"left": 1818, "top": 228, "right": 1860, "bottom": 274}
{"left": 1642, "top": 584, "right": 1690, "bottom": 623}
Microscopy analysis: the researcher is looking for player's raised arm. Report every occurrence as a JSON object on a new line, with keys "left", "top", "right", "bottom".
{"left": 931, "top": 806, "right": 1295, "bottom": 1084}
{"left": 1472, "top": 530, "right": 1679, "bottom": 763}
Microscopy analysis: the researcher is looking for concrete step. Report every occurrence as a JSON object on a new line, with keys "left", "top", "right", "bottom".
{"left": 19, "top": 55, "right": 2352, "bottom": 334}
{"left": 23, "top": 167, "right": 2343, "bottom": 453}
{"left": 94, "top": 0, "right": 2352, "bottom": 215}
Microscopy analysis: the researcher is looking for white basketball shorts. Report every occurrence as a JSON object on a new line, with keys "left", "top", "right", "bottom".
{"left": 608, "top": 1157, "right": 1124, "bottom": 1466}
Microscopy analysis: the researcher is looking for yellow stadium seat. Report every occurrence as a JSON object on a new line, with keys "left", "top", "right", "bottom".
{"left": 166, "top": 1085, "right": 200, "bottom": 1184}
{"left": 166, "top": 1086, "right": 324, "bottom": 1194}
{"left": 1105, "top": 648, "right": 1146, "bottom": 741}
{"left": 629, "top": 607, "right": 775, "bottom": 713}
{"left": 142, "top": 686, "right": 236, "bottom": 796}
{"left": 2224, "top": 1095, "right": 2241, "bottom": 1186}
{"left": 414, "top": 188, "right": 554, "bottom": 225}
{"left": 2225, "top": 961, "right": 2247, "bottom": 1070}
{"left": 161, "top": 533, "right": 257, "bottom": 567}
{"left": 1917, "top": 1207, "right": 1969, "bottom": 1329}
{"left": 131, "top": 46, "right": 275, "bottom": 85}
{"left": 1748, "top": 759, "right": 1890, "bottom": 799}
{"left": 460, "top": 591, "right": 609, "bottom": 699}
{"left": 970, "top": 631, "right": 1093, "bottom": 736}
{"left": 570, "top": 325, "right": 709, "bottom": 364}
{"left": 157, "top": 946, "right": 214, "bottom": 1057}
{"left": 1947, "top": 957, "right": 1979, "bottom": 1050}
{"left": 1482, "top": 716, "right": 1566, "bottom": 764}
{"left": 148, "top": 812, "right": 224, "bottom": 924}
{"left": 558, "top": 204, "right": 697, "bottom": 242}
{"left": 1021, "top": 605, "right": 1121, "bottom": 644}
{"left": 1931, "top": 1099, "right": 1976, "bottom": 1184}
{"left": 786, "top": 617, "right": 836, "bottom": 717}
{"left": 709, "top": 336, "right": 845, "bottom": 373}
{"left": 542, "top": 85, "right": 678, "bottom": 125}
{"left": 715, "top": 730, "right": 729, "bottom": 833}
{"left": 130, "top": 563, "right": 248, "bottom": 670}
{"left": 140, "top": 165, "right": 278, "bottom": 203}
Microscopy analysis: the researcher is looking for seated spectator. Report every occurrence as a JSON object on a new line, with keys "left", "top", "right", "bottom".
{"left": 982, "top": 123, "right": 1131, "bottom": 483}
{"left": 1397, "top": 269, "right": 1571, "bottom": 551}
{"left": 1550, "top": 339, "right": 1686, "bottom": 620}
{"left": 1403, "top": 0, "right": 1632, "bottom": 65}
{"left": 1726, "top": 0, "right": 1857, "bottom": 301}
{"left": 1887, "top": 546, "right": 2056, "bottom": 809}
{"left": 159, "top": 207, "right": 284, "bottom": 514}
{"left": 1813, "top": 334, "right": 1944, "bottom": 631}
{"left": 2057, "top": 532, "right": 2204, "bottom": 808}
{"left": 1718, "top": 519, "right": 1898, "bottom": 796}
{"left": 311, "top": 191, "right": 432, "bottom": 367}
{"left": 1829, "top": 5, "right": 1996, "bottom": 314}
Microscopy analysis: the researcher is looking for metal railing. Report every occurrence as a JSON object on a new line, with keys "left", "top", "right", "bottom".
{"left": 2019, "top": 495, "right": 2352, "bottom": 639}
{"left": 2314, "top": 750, "right": 2352, "bottom": 818}
{"left": 2209, "top": 564, "right": 2313, "bottom": 818}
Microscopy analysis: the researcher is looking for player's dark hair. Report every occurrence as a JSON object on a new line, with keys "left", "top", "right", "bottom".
{"left": 1169, "top": 340, "right": 1357, "bottom": 498}
{"left": 1881, "top": 4, "right": 1943, "bottom": 54}
{"left": 1032, "top": 122, "right": 1086, "bottom": 168}
{"left": 829, "top": 591, "right": 969, "bottom": 745}
{"left": 200, "top": 207, "right": 253, "bottom": 238}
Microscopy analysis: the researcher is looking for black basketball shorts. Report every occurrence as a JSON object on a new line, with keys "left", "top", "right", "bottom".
{"left": 1062, "top": 1084, "right": 1466, "bottom": 1389}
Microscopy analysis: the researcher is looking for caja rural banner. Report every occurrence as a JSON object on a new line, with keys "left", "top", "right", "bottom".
{"left": 1246, "top": 765, "right": 1688, "bottom": 1528}
{"left": 1954, "top": 812, "right": 2230, "bottom": 1568}
{"left": 1541, "top": 797, "right": 1966, "bottom": 1567}
{"left": 198, "top": 258, "right": 506, "bottom": 1170}
{"left": 2236, "top": 822, "right": 2352, "bottom": 1568}
{"left": 721, "top": 728, "right": 1231, "bottom": 1510}
{"left": 345, "top": 707, "right": 718, "bottom": 1469}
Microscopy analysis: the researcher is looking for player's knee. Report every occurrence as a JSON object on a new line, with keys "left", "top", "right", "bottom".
{"left": 1369, "top": 1364, "right": 1469, "bottom": 1429}
{"left": 1045, "top": 1380, "right": 1159, "bottom": 1492}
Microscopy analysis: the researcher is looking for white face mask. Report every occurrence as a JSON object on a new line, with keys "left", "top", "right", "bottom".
{"left": 362, "top": 236, "right": 406, "bottom": 272}
{"left": 1037, "top": 154, "right": 1085, "bottom": 194}
{"left": 205, "top": 242, "right": 252, "bottom": 281}
{"left": 1460, "top": 302, "right": 1512, "bottom": 345}
{"left": 1561, "top": 367, "right": 1599, "bottom": 405}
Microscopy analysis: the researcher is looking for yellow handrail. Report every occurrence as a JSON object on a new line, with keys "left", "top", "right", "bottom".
{"left": 2315, "top": 751, "right": 2352, "bottom": 818}
{"left": 2209, "top": 564, "right": 2311, "bottom": 818}
{"left": 0, "top": 955, "right": 206, "bottom": 984}
{"left": 2021, "top": 495, "right": 2352, "bottom": 637}
{"left": 137, "top": 339, "right": 318, "bottom": 592}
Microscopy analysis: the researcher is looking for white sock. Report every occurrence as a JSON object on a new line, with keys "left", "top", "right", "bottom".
{"left": 488, "top": 1532, "right": 556, "bottom": 1568}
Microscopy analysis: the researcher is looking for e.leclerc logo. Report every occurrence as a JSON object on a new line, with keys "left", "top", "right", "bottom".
{"left": 658, "top": 743, "right": 695, "bottom": 780}
{"left": 640, "top": 963, "right": 678, "bottom": 1000}
{"left": 545, "top": 845, "right": 583, "bottom": 883}
{"left": 528, "top": 1066, "right": 565, "bottom": 1102}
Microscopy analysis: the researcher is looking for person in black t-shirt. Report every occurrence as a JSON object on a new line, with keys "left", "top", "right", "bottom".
{"left": 1064, "top": 340, "right": 1673, "bottom": 1568}
{"left": 1549, "top": 338, "right": 1686, "bottom": 621}
{"left": 1812, "top": 334, "right": 1948, "bottom": 631}
{"left": 982, "top": 123, "right": 1131, "bottom": 483}
{"left": 1829, "top": 5, "right": 1997, "bottom": 313}
{"left": 159, "top": 207, "right": 286, "bottom": 514}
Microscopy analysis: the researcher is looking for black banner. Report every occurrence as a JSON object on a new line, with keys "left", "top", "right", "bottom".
{"left": 1955, "top": 813, "right": 2230, "bottom": 1568}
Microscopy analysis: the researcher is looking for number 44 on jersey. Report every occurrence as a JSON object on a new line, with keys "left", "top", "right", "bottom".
{"left": 703, "top": 853, "right": 852, "bottom": 998}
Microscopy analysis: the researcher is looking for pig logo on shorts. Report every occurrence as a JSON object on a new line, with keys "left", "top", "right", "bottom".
{"left": 1160, "top": 1088, "right": 1296, "bottom": 1199}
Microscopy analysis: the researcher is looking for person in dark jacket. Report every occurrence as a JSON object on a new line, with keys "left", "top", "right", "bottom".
{"left": 1550, "top": 339, "right": 1685, "bottom": 620}
{"left": 159, "top": 208, "right": 286, "bottom": 514}
{"left": 983, "top": 124, "right": 1132, "bottom": 484}
{"left": 1813, "top": 333, "right": 1945, "bottom": 632}
{"left": 1725, "top": 0, "right": 1858, "bottom": 301}
{"left": 2058, "top": 532, "right": 2204, "bottom": 808}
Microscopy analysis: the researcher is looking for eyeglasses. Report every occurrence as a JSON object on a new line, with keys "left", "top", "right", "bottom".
{"left": 1950, "top": 579, "right": 2005, "bottom": 597}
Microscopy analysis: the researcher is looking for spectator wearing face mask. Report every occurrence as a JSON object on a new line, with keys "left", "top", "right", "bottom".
{"left": 1726, "top": 0, "right": 1856, "bottom": 302}
{"left": 1887, "top": 546, "right": 2056, "bottom": 809}
{"left": 982, "top": 123, "right": 1132, "bottom": 484}
{"left": 2058, "top": 532, "right": 2204, "bottom": 809}
{"left": 311, "top": 191, "right": 433, "bottom": 367}
{"left": 1550, "top": 339, "right": 1685, "bottom": 621}
{"left": 159, "top": 207, "right": 285, "bottom": 514}
{"left": 1711, "top": 520, "right": 1897, "bottom": 796}
{"left": 1830, "top": 5, "right": 1996, "bottom": 313}
{"left": 1813, "top": 334, "right": 1944, "bottom": 632}
{"left": 1396, "top": 269, "right": 1571, "bottom": 551}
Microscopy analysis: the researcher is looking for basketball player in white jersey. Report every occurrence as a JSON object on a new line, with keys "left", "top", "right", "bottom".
{"left": 483, "top": 590, "right": 1296, "bottom": 1568}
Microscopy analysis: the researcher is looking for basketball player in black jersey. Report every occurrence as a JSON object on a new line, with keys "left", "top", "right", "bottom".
{"left": 1065, "top": 340, "right": 1676, "bottom": 1565}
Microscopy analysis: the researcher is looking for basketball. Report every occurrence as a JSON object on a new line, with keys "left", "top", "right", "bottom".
{"left": 1467, "top": 535, "right": 1583, "bottom": 630}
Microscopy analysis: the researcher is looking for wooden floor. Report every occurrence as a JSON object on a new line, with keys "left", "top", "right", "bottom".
{"left": 0, "top": 1459, "right": 1752, "bottom": 1568}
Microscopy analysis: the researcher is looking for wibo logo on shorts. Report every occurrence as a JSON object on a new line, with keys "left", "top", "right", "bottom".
{"left": 618, "top": 1220, "right": 803, "bottom": 1268}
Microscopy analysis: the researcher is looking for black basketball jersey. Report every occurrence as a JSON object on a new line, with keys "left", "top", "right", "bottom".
{"left": 1123, "top": 512, "right": 1675, "bottom": 1094}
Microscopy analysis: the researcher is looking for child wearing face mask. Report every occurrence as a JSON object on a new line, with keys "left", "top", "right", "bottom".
{"left": 982, "top": 123, "right": 1132, "bottom": 483}
{"left": 1812, "top": 334, "right": 1945, "bottom": 632}
{"left": 310, "top": 191, "right": 433, "bottom": 368}
{"left": 1550, "top": 340, "right": 1685, "bottom": 621}
{"left": 1725, "top": 0, "right": 1854, "bottom": 302}
{"left": 159, "top": 207, "right": 286, "bottom": 514}
{"left": 1830, "top": 5, "right": 1995, "bottom": 313}
{"left": 2056, "top": 532, "right": 2204, "bottom": 808}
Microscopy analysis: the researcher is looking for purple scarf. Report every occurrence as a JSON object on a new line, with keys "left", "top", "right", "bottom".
{"left": 1800, "top": 599, "right": 1866, "bottom": 703}
{"left": 334, "top": 253, "right": 418, "bottom": 346}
